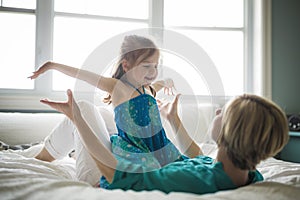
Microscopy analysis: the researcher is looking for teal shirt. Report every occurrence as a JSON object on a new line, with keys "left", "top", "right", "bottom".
{"left": 107, "top": 156, "right": 263, "bottom": 194}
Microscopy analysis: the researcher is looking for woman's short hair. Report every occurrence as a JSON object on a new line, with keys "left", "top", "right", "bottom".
{"left": 217, "top": 94, "right": 289, "bottom": 170}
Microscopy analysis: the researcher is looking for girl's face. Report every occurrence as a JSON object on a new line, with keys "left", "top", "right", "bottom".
{"left": 125, "top": 51, "right": 159, "bottom": 86}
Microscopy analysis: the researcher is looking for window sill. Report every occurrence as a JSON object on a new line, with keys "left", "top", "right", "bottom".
{"left": 0, "top": 94, "right": 55, "bottom": 112}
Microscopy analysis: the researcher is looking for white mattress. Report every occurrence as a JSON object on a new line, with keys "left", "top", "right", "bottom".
{"left": 0, "top": 143, "right": 299, "bottom": 200}
{"left": 1, "top": 109, "right": 300, "bottom": 199}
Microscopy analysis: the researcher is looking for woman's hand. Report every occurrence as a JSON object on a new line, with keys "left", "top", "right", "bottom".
{"left": 208, "top": 108, "right": 223, "bottom": 142}
{"left": 40, "top": 89, "right": 80, "bottom": 121}
{"left": 159, "top": 94, "right": 203, "bottom": 157}
{"left": 157, "top": 94, "right": 181, "bottom": 121}
{"left": 28, "top": 61, "right": 55, "bottom": 79}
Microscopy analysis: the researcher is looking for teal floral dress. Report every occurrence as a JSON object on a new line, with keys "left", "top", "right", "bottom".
{"left": 100, "top": 83, "right": 184, "bottom": 188}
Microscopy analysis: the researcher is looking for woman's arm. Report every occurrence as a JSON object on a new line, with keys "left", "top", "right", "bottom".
{"left": 40, "top": 89, "right": 117, "bottom": 183}
{"left": 168, "top": 114, "right": 203, "bottom": 158}
{"left": 158, "top": 95, "right": 203, "bottom": 158}
{"left": 29, "top": 61, "right": 116, "bottom": 94}
{"left": 72, "top": 105, "right": 117, "bottom": 182}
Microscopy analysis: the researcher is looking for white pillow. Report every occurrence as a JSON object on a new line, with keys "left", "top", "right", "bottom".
{"left": 0, "top": 112, "right": 64, "bottom": 145}
{"left": 96, "top": 106, "right": 117, "bottom": 135}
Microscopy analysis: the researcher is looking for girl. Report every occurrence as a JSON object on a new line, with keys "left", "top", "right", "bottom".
{"left": 41, "top": 91, "right": 289, "bottom": 194}
{"left": 30, "top": 35, "right": 198, "bottom": 186}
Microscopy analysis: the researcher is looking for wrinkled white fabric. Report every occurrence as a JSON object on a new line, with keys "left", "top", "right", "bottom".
{"left": 1, "top": 147, "right": 300, "bottom": 200}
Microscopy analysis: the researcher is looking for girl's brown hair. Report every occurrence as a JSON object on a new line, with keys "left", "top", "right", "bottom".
{"left": 103, "top": 35, "right": 159, "bottom": 104}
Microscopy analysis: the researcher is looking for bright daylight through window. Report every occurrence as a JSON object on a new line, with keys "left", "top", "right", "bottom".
{"left": 0, "top": 0, "right": 253, "bottom": 110}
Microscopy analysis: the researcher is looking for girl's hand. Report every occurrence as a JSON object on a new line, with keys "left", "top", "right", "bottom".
{"left": 28, "top": 61, "right": 54, "bottom": 79}
{"left": 163, "top": 78, "right": 176, "bottom": 95}
{"left": 40, "top": 89, "right": 80, "bottom": 121}
{"left": 157, "top": 94, "right": 181, "bottom": 121}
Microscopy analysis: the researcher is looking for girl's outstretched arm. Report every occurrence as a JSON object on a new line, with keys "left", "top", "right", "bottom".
{"left": 40, "top": 89, "right": 117, "bottom": 183}
{"left": 28, "top": 61, "right": 116, "bottom": 94}
{"left": 158, "top": 95, "right": 203, "bottom": 158}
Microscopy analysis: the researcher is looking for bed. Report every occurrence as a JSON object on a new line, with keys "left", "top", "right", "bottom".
{"left": 1, "top": 103, "right": 300, "bottom": 200}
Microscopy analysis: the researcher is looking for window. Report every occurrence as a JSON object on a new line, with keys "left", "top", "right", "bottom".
{"left": 1, "top": 0, "right": 36, "bottom": 9}
{"left": 163, "top": 0, "right": 244, "bottom": 96}
{"left": 53, "top": 0, "right": 148, "bottom": 91}
{"left": 54, "top": 0, "right": 148, "bottom": 19}
{"left": 164, "top": 0, "right": 243, "bottom": 27}
{"left": 0, "top": 12, "right": 36, "bottom": 89}
{"left": 0, "top": 0, "right": 270, "bottom": 110}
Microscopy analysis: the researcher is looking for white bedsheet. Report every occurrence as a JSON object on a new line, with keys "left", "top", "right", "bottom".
{"left": 0, "top": 144, "right": 300, "bottom": 200}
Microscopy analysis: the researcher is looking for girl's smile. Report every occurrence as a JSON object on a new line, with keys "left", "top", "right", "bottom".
{"left": 125, "top": 50, "right": 160, "bottom": 86}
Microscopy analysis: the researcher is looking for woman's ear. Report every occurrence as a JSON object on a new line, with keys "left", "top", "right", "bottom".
{"left": 121, "top": 59, "right": 129, "bottom": 72}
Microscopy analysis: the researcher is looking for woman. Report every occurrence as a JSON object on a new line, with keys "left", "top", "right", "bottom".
{"left": 40, "top": 90, "right": 289, "bottom": 194}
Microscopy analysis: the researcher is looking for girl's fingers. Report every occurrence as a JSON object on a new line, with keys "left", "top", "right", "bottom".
{"left": 163, "top": 86, "right": 177, "bottom": 96}
{"left": 157, "top": 99, "right": 162, "bottom": 105}
{"left": 28, "top": 72, "right": 38, "bottom": 79}
{"left": 157, "top": 98, "right": 168, "bottom": 109}
{"left": 27, "top": 75, "right": 35, "bottom": 79}
{"left": 164, "top": 87, "right": 168, "bottom": 95}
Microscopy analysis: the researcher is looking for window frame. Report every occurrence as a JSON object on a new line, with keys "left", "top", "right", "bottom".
{"left": 0, "top": 0, "right": 271, "bottom": 111}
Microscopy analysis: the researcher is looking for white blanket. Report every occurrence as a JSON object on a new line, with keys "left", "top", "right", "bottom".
{"left": 1, "top": 144, "right": 300, "bottom": 200}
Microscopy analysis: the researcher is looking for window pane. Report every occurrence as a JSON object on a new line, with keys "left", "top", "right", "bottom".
{"left": 0, "top": 13, "right": 35, "bottom": 89}
{"left": 174, "top": 30, "right": 244, "bottom": 96}
{"left": 2, "top": 0, "right": 36, "bottom": 9}
{"left": 164, "top": 0, "right": 243, "bottom": 27}
{"left": 55, "top": 0, "right": 148, "bottom": 19}
{"left": 53, "top": 16, "right": 147, "bottom": 91}
{"left": 161, "top": 51, "right": 209, "bottom": 96}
